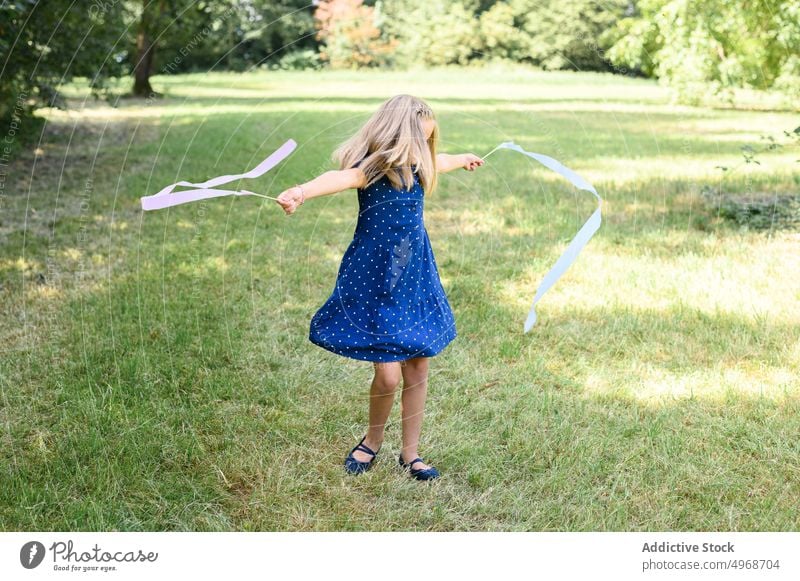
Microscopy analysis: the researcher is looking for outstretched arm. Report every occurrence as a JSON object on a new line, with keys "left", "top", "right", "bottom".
{"left": 436, "top": 153, "right": 485, "bottom": 174}
{"left": 275, "top": 168, "right": 366, "bottom": 215}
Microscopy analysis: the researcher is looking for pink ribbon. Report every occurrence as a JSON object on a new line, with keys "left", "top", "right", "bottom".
{"left": 140, "top": 139, "right": 297, "bottom": 210}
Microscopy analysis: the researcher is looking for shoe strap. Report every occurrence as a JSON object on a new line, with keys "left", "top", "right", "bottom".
{"left": 409, "top": 457, "right": 424, "bottom": 466}
{"left": 355, "top": 443, "right": 377, "bottom": 457}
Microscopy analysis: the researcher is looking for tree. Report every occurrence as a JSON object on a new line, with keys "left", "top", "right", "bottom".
{"left": 606, "top": 0, "right": 800, "bottom": 102}
{"left": 0, "top": 1, "right": 127, "bottom": 126}
{"left": 476, "top": 0, "right": 631, "bottom": 70}
{"left": 132, "top": 0, "right": 165, "bottom": 96}
{"left": 314, "top": 0, "right": 396, "bottom": 68}
{"left": 224, "top": 0, "right": 316, "bottom": 71}
{"left": 379, "top": 0, "right": 481, "bottom": 67}
{"left": 129, "top": 0, "right": 244, "bottom": 96}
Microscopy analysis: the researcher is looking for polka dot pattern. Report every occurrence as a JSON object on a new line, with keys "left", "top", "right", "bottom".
{"left": 309, "top": 168, "right": 457, "bottom": 362}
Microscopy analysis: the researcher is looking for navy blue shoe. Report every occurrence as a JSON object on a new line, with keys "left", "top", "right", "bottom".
{"left": 398, "top": 454, "right": 440, "bottom": 481}
{"left": 344, "top": 435, "right": 380, "bottom": 475}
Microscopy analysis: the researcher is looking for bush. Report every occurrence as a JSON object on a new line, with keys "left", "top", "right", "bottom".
{"left": 702, "top": 190, "right": 800, "bottom": 231}
{"left": 380, "top": 0, "right": 481, "bottom": 68}
{"left": 314, "top": 0, "right": 396, "bottom": 69}
{"left": 271, "top": 49, "right": 323, "bottom": 71}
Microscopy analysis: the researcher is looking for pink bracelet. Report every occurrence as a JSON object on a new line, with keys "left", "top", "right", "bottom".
{"left": 295, "top": 184, "right": 305, "bottom": 205}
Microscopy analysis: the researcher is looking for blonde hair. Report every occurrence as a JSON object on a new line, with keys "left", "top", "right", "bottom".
{"left": 333, "top": 94, "right": 438, "bottom": 194}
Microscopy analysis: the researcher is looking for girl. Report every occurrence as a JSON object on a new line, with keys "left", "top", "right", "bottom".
{"left": 275, "top": 95, "right": 483, "bottom": 481}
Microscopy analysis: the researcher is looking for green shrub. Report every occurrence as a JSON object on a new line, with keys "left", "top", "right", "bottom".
{"left": 702, "top": 189, "right": 800, "bottom": 231}
{"left": 271, "top": 49, "right": 323, "bottom": 71}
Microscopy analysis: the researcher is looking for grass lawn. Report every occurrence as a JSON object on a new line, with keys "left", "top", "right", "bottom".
{"left": 1, "top": 66, "right": 798, "bottom": 531}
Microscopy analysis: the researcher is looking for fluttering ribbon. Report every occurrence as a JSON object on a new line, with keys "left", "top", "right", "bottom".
{"left": 482, "top": 141, "right": 602, "bottom": 333}
{"left": 140, "top": 136, "right": 599, "bottom": 334}
{"left": 140, "top": 139, "right": 297, "bottom": 210}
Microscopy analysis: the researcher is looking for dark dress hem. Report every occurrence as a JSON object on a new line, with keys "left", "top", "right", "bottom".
{"left": 309, "top": 326, "right": 457, "bottom": 363}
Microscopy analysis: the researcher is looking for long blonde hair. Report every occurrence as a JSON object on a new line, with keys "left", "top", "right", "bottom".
{"left": 333, "top": 94, "right": 438, "bottom": 194}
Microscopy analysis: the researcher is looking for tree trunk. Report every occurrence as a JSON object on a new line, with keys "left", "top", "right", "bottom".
{"left": 132, "top": 32, "right": 154, "bottom": 96}
{"left": 132, "top": 0, "right": 163, "bottom": 97}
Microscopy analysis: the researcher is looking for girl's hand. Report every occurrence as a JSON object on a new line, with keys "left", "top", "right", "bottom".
{"left": 462, "top": 153, "right": 484, "bottom": 171}
{"left": 275, "top": 185, "right": 305, "bottom": 215}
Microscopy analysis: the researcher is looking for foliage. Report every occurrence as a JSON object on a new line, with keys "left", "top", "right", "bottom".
{"left": 313, "top": 0, "right": 396, "bottom": 68}
{"left": 269, "top": 49, "right": 323, "bottom": 71}
{"left": 380, "top": 0, "right": 630, "bottom": 70}
{"left": 122, "top": 0, "right": 316, "bottom": 74}
{"left": 379, "top": 0, "right": 481, "bottom": 67}
{"left": 0, "top": 0, "right": 127, "bottom": 126}
{"left": 121, "top": 0, "right": 316, "bottom": 74}
{"left": 3, "top": 0, "right": 799, "bottom": 120}
{"left": 208, "top": 0, "right": 316, "bottom": 71}
{"left": 477, "top": 1, "right": 533, "bottom": 62}
{"left": 125, "top": 0, "right": 242, "bottom": 91}
{"left": 476, "top": 0, "right": 631, "bottom": 71}
{"left": 607, "top": 0, "right": 800, "bottom": 102}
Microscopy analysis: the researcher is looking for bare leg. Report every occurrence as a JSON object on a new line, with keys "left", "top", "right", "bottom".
{"left": 350, "top": 361, "right": 402, "bottom": 462}
{"left": 399, "top": 356, "right": 433, "bottom": 470}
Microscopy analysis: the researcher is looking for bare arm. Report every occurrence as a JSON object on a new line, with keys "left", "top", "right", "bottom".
{"left": 275, "top": 168, "right": 366, "bottom": 215}
{"left": 436, "top": 152, "right": 485, "bottom": 174}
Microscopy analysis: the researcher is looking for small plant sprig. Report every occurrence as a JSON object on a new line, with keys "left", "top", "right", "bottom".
{"left": 715, "top": 126, "right": 800, "bottom": 175}
{"left": 700, "top": 126, "right": 800, "bottom": 231}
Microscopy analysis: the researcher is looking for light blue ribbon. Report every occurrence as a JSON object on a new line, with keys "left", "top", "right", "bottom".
{"left": 483, "top": 142, "right": 603, "bottom": 332}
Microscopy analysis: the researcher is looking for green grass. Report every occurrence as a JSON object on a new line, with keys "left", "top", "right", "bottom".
{"left": 1, "top": 66, "right": 798, "bottom": 531}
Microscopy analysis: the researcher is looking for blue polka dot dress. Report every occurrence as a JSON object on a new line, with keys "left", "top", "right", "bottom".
{"left": 309, "top": 167, "right": 457, "bottom": 362}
